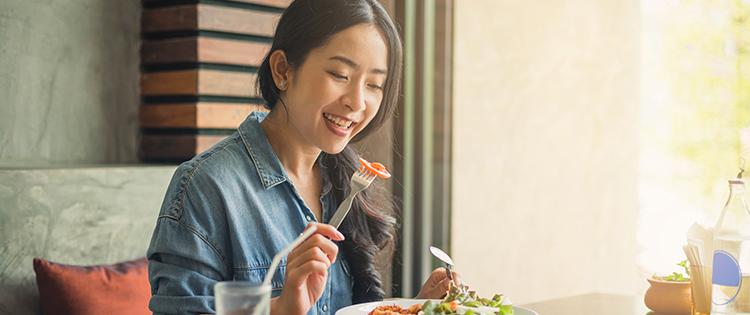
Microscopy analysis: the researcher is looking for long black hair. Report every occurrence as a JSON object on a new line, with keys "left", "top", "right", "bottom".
{"left": 256, "top": 0, "right": 403, "bottom": 303}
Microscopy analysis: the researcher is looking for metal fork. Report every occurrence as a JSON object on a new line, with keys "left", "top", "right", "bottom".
{"left": 328, "top": 166, "right": 377, "bottom": 228}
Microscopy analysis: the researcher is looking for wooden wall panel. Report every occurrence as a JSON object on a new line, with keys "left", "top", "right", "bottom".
{"left": 140, "top": 1, "right": 283, "bottom": 161}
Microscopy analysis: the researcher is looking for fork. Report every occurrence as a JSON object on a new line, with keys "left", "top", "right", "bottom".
{"left": 328, "top": 164, "right": 378, "bottom": 229}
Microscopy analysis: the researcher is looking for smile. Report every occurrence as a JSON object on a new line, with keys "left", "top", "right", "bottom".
{"left": 323, "top": 113, "right": 355, "bottom": 129}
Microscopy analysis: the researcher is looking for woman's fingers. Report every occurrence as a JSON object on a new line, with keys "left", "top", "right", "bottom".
{"left": 429, "top": 267, "right": 461, "bottom": 286}
{"left": 286, "top": 223, "right": 342, "bottom": 271}
{"left": 425, "top": 268, "right": 463, "bottom": 297}
{"left": 416, "top": 267, "right": 461, "bottom": 299}
{"left": 307, "top": 223, "right": 345, "bottom": 241}
{"left": 287, "top": 233, "right": 340, "bottom": 266}
{"left": 427, "top": 267, "right": 448, "bottom": 285}
{"left": 287, "top": 246, "right": 332, "bottom": 270}
{"left": 285, "top": 260, "right": 329, "bottom": 286}
{"left": 437, "top": 277, "right": 452, "bottom": 294}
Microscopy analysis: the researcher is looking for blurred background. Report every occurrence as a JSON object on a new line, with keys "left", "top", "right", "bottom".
{"left": 1, "top": 0, "right": 749, "bottom": 313}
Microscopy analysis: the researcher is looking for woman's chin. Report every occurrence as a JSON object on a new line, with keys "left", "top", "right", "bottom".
{"left": 319, "top": 141, "right": 348, "bottom": 154}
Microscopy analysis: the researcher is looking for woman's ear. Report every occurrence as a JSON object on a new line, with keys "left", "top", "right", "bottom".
{"left": 269, "top": 50, "right": 291, "bottom": 91}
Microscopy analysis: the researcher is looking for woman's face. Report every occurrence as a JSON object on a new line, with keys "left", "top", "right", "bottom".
{"left": 281, "top": 23, "right": 389, "bottom": 154}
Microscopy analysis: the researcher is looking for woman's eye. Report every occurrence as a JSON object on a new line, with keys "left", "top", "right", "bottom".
{"left": 328, "top": 71, "right": 348, "bottom": 80}
{"left": 367, "top": 83, "right": 384, "bottom": 90}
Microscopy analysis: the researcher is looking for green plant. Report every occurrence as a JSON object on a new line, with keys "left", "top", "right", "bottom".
{"left": 654, "top": 260, "right": 690, "bottom": 282}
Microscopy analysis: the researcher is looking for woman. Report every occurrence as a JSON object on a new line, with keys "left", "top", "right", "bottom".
{"left": 147, "top": 1, "right": 456, "bottom": 314}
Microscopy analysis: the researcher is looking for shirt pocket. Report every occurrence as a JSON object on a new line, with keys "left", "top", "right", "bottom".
{"left": 233, "top": 263, "right": 286, "bottom": 297}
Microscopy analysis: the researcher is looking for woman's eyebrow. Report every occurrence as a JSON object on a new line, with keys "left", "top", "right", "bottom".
{"left": 329, "top": 55, "right": 387, "bottom": 75}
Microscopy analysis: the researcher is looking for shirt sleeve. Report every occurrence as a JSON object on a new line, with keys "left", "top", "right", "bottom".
{"left": 147, "top": 165, "right": 232, "bottom": 315}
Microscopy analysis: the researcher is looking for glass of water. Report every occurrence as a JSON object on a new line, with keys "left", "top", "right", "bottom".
{"left": 215, "top": 281, "right": 271, "bottom": 315}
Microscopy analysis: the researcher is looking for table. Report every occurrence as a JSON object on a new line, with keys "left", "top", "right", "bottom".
{"left": 521, "top": 293, "right": 666, "bottom": 315}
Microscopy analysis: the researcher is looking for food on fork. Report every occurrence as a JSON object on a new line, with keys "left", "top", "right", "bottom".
{"left": 359, "top": 158, "right": 391, "bottom": 179}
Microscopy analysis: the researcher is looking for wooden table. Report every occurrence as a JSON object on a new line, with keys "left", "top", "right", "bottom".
{"left": 521, "top": 293, "right": 667, "bottom": 315}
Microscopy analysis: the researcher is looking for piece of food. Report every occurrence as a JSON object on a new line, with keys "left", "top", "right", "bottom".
{"left": 421, "top": 283, "right": 513, "bottom": 315}
{"left": 368, "top": 303, "right": 421, "bottom": 315}
{"left": 359, "top": 158, "right": 391, "bottom": 179}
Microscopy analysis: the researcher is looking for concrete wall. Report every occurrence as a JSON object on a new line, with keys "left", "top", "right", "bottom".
{"left": 0, "top": 166, "right": 175, "bottom": 314}
{"left": 0, "top": 1, "right": 140, "bottom": 165}
{"left": 452, "top": 0, "right": 640, "bottom": 304}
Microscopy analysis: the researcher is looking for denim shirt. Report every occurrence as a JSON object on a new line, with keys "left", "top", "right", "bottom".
{"left": 147, "top": 112, "right": 354, "bottom": 315}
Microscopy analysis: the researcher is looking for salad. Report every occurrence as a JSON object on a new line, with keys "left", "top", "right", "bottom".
{"left": 421, "top": 283, "right": 513, "bottom": 315}
{"left": 368, "top": 283, "right": 513, "bottom": 315}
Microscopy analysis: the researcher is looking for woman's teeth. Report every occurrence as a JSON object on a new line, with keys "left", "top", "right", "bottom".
{"left": 324, "top": 113, "right": 353, "bottom": 128}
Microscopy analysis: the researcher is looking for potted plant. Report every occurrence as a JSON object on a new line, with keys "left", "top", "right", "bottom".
{"left": 644, "top": 260, "right": 692, "bottom": 315}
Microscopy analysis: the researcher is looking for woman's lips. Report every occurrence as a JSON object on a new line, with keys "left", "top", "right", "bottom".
{"left": 323, "top": 113, "right": 352, "bottom": 137}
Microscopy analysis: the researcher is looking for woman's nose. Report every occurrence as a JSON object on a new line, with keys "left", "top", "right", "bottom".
{"left": 343, "top": 84, "right": 366, "bottom": 112}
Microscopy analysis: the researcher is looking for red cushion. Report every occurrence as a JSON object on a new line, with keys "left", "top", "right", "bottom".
{"left": 33, "top": 257, "right": 151, "bottom": 315}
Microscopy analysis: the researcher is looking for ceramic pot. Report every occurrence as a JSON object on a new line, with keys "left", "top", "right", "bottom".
{"left": 644, "top": 277, "right": 692, "bottom": 315}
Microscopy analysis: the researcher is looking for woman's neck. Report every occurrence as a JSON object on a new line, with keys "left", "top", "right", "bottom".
{"left": 260, "top": 109, "right": 321, "bottom": 178}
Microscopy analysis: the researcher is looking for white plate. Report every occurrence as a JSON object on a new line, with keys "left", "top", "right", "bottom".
{"left": 335, "top": 299, "right": 539, "bottom": 315}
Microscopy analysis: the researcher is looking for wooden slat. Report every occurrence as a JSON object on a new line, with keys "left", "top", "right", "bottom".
{"left": 141, "top": 38, "right": 197, "bottom": 65}
{"left": 141, "top": 70, "right": 198, "bottom": 96}
{"left": 140, "top": 103, "right": 267, "bottom": 129}
{"left": 143, "top": 4, "right": 280, "bottom": 37}
{"left": 199, "top": 5, "right": 279, "bottom": 36}
{"left": 143, "top": 0, "right": 291, "bottom": 9}
{"left": 233, "top": 0, "right": 291, "bottom": 8}
{"left": 142, "top": 37, "right": 270, "bottom": 66}
{"left": 141, "top": 134, "right": 226, "bottom": 160}
{"left": 200, "top": 70, "right": 256, "bottom": 97}
{"left": 141, "top": 69, "right": 258, "bottom": 97}
{"left": 142, "top": 5, "right": 197, "bottom": 32}
{"left": 199, "top": 38, "right": 269, "bottom": 66}
{"left": 141, "top": 104, "right": 196, "bottom": 128}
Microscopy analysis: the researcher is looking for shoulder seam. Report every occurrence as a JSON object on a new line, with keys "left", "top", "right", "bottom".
{"left": 156, "top": 215, "right": 229, "bottom": 267}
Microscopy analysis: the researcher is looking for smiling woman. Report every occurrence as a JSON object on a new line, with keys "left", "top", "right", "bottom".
{"left": 146, "top": 1, "right": 455, "bottom": 315}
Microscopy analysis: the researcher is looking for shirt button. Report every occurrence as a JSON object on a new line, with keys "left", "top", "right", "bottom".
{"left": 322, "top": 305, "right": 329, "bottom": 312}
{"left": 306, "top": 215, "right": 313, "bottom": 222}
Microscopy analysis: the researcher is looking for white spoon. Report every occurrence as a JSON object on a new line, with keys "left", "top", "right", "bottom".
{"left": 429, "top": 246, "right": 456, "bottom": 283}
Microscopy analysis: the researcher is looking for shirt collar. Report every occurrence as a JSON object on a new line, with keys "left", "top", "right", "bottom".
{"left": 238, "top": 112, "right": 333, "bottom": 196}
{"left": 238, "top": 112, "right": 288, "bottom": 189}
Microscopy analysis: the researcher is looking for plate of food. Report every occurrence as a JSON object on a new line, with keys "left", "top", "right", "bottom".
{"left": 335, "top": 284, "right": 538, "bottom": 315}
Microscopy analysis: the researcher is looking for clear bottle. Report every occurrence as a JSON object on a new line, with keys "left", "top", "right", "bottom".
{"left": 712, "top": 178, "right": 750, "bottom": 314}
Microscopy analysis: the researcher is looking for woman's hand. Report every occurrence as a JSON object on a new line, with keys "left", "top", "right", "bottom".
{"left": 271, "top": 223, "right": 345, "bottom": 315}
{"left": 415, "top": 267, "right": 461, "bottom": 299}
